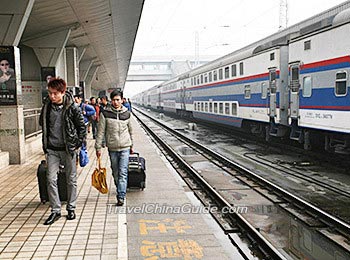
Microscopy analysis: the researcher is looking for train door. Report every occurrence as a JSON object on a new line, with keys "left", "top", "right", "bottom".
{"left": 180, "top": 80, "right": 186, "bottom": 111}
{"left": 157, "top": 85, "right": 161, "bottom": 109}
{"left": 268, "top": 68, "right": 277, "bottom": 117}
{"left": 289, "top": 63, "right": 300, "bottom": 119}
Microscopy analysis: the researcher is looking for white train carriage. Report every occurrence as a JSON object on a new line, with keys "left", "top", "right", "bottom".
{"left": 132, "top": 92, "right": 144, "bottom": 106}
{"left": 134, "top": 2, "right": 350, "bottom": 153}
{"left": 161, "top": 77, "right": 180, "bottom": 113}
{"left": 183, "top": 45, "right": 289, "bottom": 137}
{"left": 288, "top": 9, "right": 350, "bottom": 151}
{"left": 147, "top": 86, "right": 159, "bottom": 109}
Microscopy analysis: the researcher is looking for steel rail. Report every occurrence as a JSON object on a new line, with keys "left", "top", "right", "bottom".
{"left": 134, "top": 107, "right": 350, "bottom": 238}
{"left": 133, "top": 109, "right": 287, "bottom": 260}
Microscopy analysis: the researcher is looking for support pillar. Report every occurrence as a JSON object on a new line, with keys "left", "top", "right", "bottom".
{"left": 66, "top": 47, "right": 79, "bottom": 92}
{"left": 0, "top": 47, "right": 25, "bottom": 164}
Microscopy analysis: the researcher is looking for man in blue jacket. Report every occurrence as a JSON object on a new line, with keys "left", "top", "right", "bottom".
{"left": 74, "top": 94, "right": 96, "bottom": 126}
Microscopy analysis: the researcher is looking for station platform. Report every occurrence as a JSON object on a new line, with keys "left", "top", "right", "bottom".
{"left": 0, "top": 117, "right": 239, "bottom": 259}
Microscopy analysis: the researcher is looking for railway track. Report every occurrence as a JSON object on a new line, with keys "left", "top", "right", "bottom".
{"left": 143, "top": 107, "right": 350, "bottom": 224}
{"left": 133, "top": 107, "right": 350, "bottom": 260}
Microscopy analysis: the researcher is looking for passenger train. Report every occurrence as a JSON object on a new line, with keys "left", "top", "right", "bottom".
{"left": 133, "top": 3, "right": 350, "bottom": 154}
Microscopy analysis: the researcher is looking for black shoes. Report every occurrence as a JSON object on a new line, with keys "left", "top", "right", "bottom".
{"left": 67, "top": 210, "right": 76, "bottom": 220}
{"left": 44, "top": 212, "right": 61, "bottom": 225}
{"left": 116, "top": 198, "right": 124, "bottom": 206}
{"left": 43, "top": 211, "right": 76, "bottom": 225}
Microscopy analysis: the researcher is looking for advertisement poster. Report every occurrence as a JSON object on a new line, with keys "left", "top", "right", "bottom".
{"left": 41, "top": 67, "right": 55, "bottom": 101}
{"left": 0, "top": 46, "right": 17, "bottom": 105}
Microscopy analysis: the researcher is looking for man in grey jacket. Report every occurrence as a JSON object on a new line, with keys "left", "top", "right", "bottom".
{"left": 95, "top": 90, "right": 133, "bottom": 206}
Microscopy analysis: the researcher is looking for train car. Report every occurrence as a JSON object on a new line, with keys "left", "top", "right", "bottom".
{"left": 148, "top": 85, "right": 160, "bottom": 110}
{"left": 161, "top": 77, "right": 180, "bottom": 114}
{"left": 287, "top": 9, "right": 350, "bottom": 152}
{"left": 186, "top": 45, "right": 289, "bottom": 138}
{"left": 134, "top": 3, "right": 350, "bottom": 153}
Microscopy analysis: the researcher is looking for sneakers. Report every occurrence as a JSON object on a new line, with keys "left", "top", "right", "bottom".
{"left": 116, "top": 198, "right": 124, "bottom": 206}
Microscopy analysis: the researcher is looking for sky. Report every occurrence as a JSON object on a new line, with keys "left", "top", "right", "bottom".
{"left": 124, "top": 0, "right": 347, "bottom": 98}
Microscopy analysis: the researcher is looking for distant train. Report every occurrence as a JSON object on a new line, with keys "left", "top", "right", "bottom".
{"left": 133, "top": 3, "right": 350, "bottom": 154}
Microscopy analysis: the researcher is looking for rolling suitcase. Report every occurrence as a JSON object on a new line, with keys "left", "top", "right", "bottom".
{"left": 127, "top": 152, "right": 146, "bottom": 190}
{"left": 37, "top": 160, "right": 68, "bottom": 203}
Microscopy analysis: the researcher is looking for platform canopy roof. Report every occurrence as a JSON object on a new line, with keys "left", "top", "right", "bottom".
{"left": 19, "top": 0, "right": 144, "bottom": 91}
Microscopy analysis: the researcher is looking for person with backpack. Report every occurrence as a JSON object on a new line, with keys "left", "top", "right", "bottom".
{"left": 73, "top": 95, "right": 95, "bottom": 126}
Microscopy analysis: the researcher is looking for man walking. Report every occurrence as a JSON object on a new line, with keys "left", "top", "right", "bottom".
{"left": 73, "top": 94, "right": 95, "bottom": 126}
{"left": 40, "top": 78, "right": 86, "bottom": 225}
{"left": 95, "top": 90, "right": 133, "bottom": 206}
{"left": 90, "top": 97, "right": 100, "bottom": 139}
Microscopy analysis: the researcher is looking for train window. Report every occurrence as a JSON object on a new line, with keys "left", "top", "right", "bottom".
{"left": 197, "top": 76, "right": 200, "bottom": 85}
{"left": 244, "top": 85, "right": 251, "bottom": 99}
{"left": 270, "top": 53, "right": 275, "bottom": 61}
{"left": 191, "top": 78, "right": 193, "bottom": 86}
{"left": 335, "top": 72, "right": 347, "bottom": 96}
{"left": 200, "top": 75, "right": 204, "bottom": 84}
{"left": 205, "top": 102, "right": 208, "bottom": 112}
{"left": 209, "top": 102, "right": 213, "bottom": 112}
{"left": 302, "top": 76, "right": 312, "bottom": 97}
{"left": 261, "top": 82, "right": 268, "bottom": 99}
{"left": 232, "top": 103, "right": 237, "bottom": 115}
{"left": 219, "top": 103, "right": 223, "bottom": 114}
{"left": 214, "top": 102, "right": 218, "bottom": 113}
{"left": 225, "top": 103, "right": 230, "bottom": 114}
{"left": 213, "top": 70, "right": 218, "bottom": 81}
{"left": 304, "top": 40, "right": 311, "bottom": 50}
{"left": 231, "top": 64, "right": 237, "bottom": 77}
{"left": 194, "top": 103, "right": 197, "bottom": 110}
{"left": 204, "top": 74, "right": 208, "bottom": 83}
{"left": 201, "top": 102, "right": 204, "bottom": 111}
{"left": 209, "top": 72, "right": 212, "bottom": 82}
{"left": 239, "top": 62, "right": 244, "bottom": 75}
{"left": 224, "top": 67, "right": 230, "bottom": 79}
{"left": 219, "top": 69, "right": 223, "bottom": 80}
{"left": 197, "top": 102, "right": 200, "bottom": 111}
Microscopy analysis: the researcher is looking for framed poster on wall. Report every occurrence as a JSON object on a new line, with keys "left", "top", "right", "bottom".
{"left": 0, "top": 46, "right": 17, "bottom": 105}
{"left": 41, "top": 67, "right": 55, "bottom": 101}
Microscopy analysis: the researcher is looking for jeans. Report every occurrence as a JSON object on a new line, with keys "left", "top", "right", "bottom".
{"left": 108, "top": 149, "right": 130, "bottom": 199}
{"left": 46, "top": 149, "right": 77, "bottom": 213}
{"left": 91, "top": 120, "right": 98, "bottom": 139}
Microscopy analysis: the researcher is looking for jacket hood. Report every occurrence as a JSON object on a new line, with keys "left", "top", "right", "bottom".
{"left": 63, "top": 92, "right": 74, "bottom": 108}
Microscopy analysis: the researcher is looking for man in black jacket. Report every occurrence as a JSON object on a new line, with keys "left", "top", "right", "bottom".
{"left": 39, "top": 78, "right": 86, "bottom": 225}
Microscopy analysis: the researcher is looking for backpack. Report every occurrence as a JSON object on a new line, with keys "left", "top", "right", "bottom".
{"left": 82, "top": 103, "right": 96, "bottom": 121}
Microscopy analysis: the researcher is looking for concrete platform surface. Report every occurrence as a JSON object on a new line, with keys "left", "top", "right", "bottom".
{"left": 0, "top": 117, "right": 240, "bottom": 259}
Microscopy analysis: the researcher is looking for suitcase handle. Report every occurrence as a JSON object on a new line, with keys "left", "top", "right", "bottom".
{"left": 130, "top": 152, "right": 140, "bottom": 160}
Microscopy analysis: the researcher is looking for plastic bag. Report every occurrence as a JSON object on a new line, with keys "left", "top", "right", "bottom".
{"left": 79, "top": 143, "right": 89, "bottom": 167}
{"left": 92, "top": 157, "right": 108, "bottom": 194}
